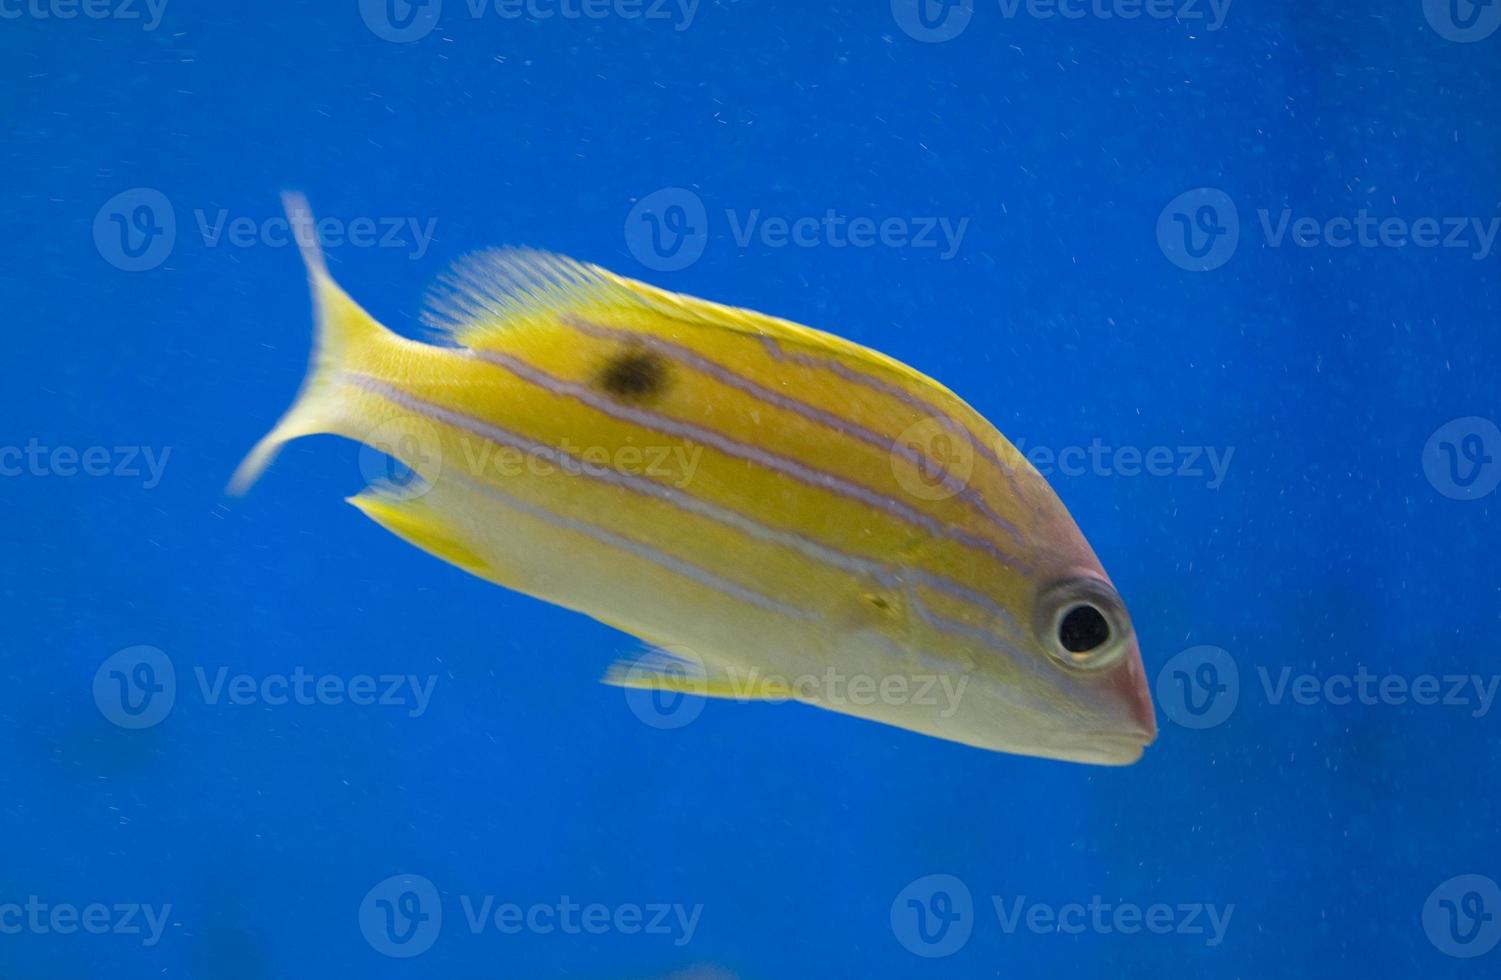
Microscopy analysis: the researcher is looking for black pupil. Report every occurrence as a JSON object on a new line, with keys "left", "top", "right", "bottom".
{"left": 1059, "top": 604, "right": 1111, "bottom": 653}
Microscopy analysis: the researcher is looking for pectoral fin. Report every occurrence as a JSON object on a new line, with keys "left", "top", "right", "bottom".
{"left": 602, "top": 647, "right": 793, "bottom": 701}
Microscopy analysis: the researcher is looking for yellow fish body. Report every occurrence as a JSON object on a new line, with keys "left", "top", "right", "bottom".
{"left": 231, "top": 195, "right": 1156, "bottom": 765}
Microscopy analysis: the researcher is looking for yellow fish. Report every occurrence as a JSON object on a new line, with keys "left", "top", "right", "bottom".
{"left": 231, "top": 195, "right": 1156, "bottom": 765}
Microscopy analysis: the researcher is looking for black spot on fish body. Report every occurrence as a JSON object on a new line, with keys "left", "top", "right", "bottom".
{"left": 599, "top": 348, "right": 667, "bottom": 401}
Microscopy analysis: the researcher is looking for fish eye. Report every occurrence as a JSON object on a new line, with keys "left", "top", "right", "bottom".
{"left": 1059, "top": 603, "right": 1111, "bottom": 653}
{"left": 1036, "top": 578, "right": 1132, "bottom": 671}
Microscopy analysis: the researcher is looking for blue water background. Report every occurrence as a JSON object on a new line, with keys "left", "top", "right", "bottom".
{"left": 2, "top": 1, "right": 1498, "bottom": 977}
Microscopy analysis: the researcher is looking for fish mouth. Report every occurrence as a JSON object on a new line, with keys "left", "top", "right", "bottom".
{"left": 1027, "top": 727, "right": 1155, "bottom": 766}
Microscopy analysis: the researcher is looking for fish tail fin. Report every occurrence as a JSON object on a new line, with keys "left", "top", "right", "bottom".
{"left": 227, "top": 192, "right": 400, "bottom": 495}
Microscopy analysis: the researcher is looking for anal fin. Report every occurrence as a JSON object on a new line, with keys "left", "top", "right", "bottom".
{"left": 347, "top": 484, "right": 495, "bottom": 581}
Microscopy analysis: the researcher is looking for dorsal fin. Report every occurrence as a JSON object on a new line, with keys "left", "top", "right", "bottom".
{"left": 420, "top": 248, "right": 635, "bottom": 344}
{"left": 418, "top": 249, "right": 944, "bottom": 396}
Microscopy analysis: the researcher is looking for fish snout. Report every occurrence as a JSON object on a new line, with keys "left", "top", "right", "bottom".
{"left": 1110, "top": 640, "right": 1158, "bottom": 745}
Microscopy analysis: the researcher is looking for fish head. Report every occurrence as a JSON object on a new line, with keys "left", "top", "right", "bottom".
{"left": 956, "top": 478, "right": 1157, "bottom": 766}
{"left": 1008, "top": 564, "right": 1156, "bottom": 765}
